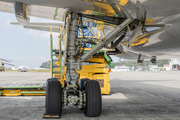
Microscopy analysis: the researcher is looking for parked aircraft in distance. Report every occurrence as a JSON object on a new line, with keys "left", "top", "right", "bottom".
{"left": 17, "top": 66, "right": 28, "bottom": 72}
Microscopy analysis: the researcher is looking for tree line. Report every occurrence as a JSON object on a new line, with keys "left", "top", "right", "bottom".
{"left": 113, "top": 59, "right": 169, "bottom": 67}
{"left": 40, "top": 59, "right": 169, "bottom": 69}
{"left": 40, "top": 61, "right": 50, "bottom": 69}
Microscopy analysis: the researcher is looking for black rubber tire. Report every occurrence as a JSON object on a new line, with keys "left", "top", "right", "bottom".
{"left": 84, "top": 80, "right": 102, "bottom": 117}
{"left": 79, "top": 78, "right": 90, "bottom": 91}
{"left": 45, "top": 78, "right": 62, "bottom": 116}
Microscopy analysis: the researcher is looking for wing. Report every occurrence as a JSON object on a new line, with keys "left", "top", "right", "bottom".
{"left": 1, "top": 0, "right": 180, "bottom": 22}
{"left": 0, "top": 2, "right": 14, "bottom": 13}
{"left": 0, "top": 1, "right": 66, "bottom": 21}
{"left": 11, "top": 22, "right": 63, "bottom": 33}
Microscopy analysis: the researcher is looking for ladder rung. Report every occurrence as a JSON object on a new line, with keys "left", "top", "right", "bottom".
{"left": 53, "top": 65, "right": 60, "bottom": 68}
{"left": 53, "top": 49, "right": 59, "bottom": 53}
{"left": 53, "top": 77, "right": 60, "bottom": 79}
{"left": 53, "top": 54, "right": 59, "bottom": 56}
{"left": 53, "top": 59, "right": 60, "bottom": 62}
{"left": 53, "top": 71, "right": 60, "bottom": 74}
{"left": 53, "top": 50, "right": 64, "bottom": 55}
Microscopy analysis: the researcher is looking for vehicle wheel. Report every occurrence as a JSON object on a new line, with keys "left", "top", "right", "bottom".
{"left": 79, "top": 78, "right": 90, "bottom": 91}
{"left": 84, "top": 80, "right": 102, "bottom": 117}
{"left": 45, "top": 78, "right": 62, "bottom": 117}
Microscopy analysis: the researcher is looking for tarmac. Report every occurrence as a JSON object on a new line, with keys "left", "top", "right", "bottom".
{"left": 0, "top": 71, "right": 180, "bottom": 120}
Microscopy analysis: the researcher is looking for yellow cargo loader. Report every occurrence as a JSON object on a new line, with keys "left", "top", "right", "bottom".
{"left": 54, "top": 50, "right": 113, "bottom": 95}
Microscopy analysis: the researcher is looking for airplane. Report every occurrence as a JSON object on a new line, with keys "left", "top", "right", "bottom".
{"left": 0, "top": 0, "right": 180, "bottom": 118}
{"left": 17, "top": 66, "right": 29, "bottom": 72}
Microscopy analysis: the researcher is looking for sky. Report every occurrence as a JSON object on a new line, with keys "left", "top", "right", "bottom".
{"left": 0, "top": 12, "right": 119, "bottom": 68}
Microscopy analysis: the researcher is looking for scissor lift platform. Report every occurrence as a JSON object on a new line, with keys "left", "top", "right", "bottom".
{"left": 0, "top": 83, "right": 46, "bottom": 96}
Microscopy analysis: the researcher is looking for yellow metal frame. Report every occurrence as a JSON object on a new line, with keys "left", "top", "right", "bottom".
{"left": 0, "top": 89, "right": 45, "bottom": 96}
{"left": 53, "top": 50, "right": 111, "bottom": 94}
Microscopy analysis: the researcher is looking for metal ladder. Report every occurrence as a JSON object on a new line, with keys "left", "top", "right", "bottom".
{"left": 50, "top": 27, "right": 62, "bottom": 80}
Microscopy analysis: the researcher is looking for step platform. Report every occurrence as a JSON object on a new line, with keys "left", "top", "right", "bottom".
{"left": 0, "top": 83, "right": 46, "bottom": 96}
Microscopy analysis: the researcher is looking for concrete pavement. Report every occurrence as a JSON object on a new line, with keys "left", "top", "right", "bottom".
{"left": 0, "top": 71, "right": 180, "bottom": 120}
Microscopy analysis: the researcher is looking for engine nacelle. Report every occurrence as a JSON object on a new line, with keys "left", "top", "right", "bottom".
{"left": 14, "top": 2, "right": 30, "bottom": 25}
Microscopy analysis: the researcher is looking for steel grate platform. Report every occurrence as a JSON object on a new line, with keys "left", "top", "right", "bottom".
{"left": 0, "top": 83, "right": 46, "bottom": 87}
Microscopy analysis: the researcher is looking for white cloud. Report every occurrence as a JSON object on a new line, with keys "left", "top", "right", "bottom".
{"left": 38, "top": 56, "right": 46, "bottom": 60}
